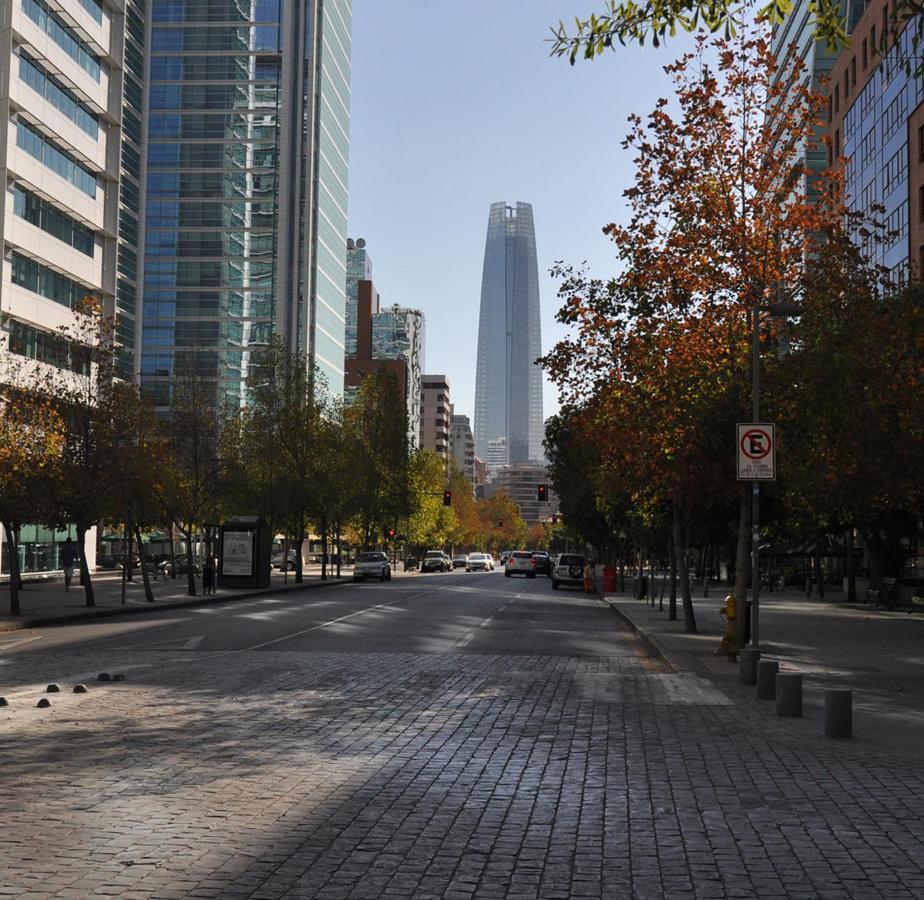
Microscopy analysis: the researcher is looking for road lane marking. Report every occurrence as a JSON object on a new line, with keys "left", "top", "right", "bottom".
{"left": 240, "top": 588, "right": 436, "bottom": 650}
{"left": 453, "top": 595, "right": 520, "bottom": 649}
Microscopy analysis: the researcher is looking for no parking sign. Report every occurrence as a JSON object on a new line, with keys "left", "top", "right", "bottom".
{"left": 737, "top": 423, "right": 775, "bottom": 481}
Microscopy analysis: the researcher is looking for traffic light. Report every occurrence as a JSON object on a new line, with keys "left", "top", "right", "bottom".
{"left": 552, "top": 514, "right": 559, "bottom": 524}
{"left": 443, "top": 490, "right": 452, "bottom": 506}
{"left": 388, "top": 527, "right": 396, "bottom": 538}
{"left": 498, "top": 519, "right": 503, "bottom": 528}
{"left": 537, "top": 483, "right": 548, "bottom": 502}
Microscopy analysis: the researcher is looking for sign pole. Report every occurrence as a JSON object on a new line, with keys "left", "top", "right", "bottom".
{"left": 751, "top": 305, "right": 761, "bottom": 651}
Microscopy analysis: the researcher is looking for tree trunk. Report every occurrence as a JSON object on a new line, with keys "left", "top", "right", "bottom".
{"left": 846, "top": 528, "right": 857, "bottom": 603}
{"left": 77, "top": 523, "right": 94, "bottom": 607}
{"left": 294, "top": 526, "right": 304, "bottom": 584}
{"left": 135, "top": 525, "right": 155, "bottom": 602}
{"left": 668, "top": 529, "right": 678, "bottom": 621}
{"left": 121, "top": 523, "right": 128, "bottom": 605}
{"left": 814, "top": 536, "right": 824, "bottom": 598}
{"left": 183, "top": 525, "right": 196, "bottom": 596}
{"left": 702, "top": 542, "right": 710, "bottom": 597}
{"left": 336, "top": 525, "right": 342, "bottom": 578}
{"left": 733, "top": 486, "right": 750, "bottom": 651}
{"left": 4, "top": 521, "right": 21, "bottom": 616}
{"left": 321, "top": 523, "right": 328, "bottom": 581}
{"left": 674, "top": 500, "right": 697, "bottom": 633}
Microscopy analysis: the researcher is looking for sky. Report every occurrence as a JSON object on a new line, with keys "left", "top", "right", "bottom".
{"left": 347, "top": 1, "right": 696, "bottom": 423}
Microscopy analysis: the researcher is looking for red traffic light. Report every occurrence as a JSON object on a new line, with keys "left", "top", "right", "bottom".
{"left": 537, "top": 483, "right": 548, "bottom": 501}
{"left": 498, "top": 519, "right": 503, "bottom": 527}
{"left": 443, "top": 490, "right": 452, "bottom": 506}
{"left": 388, "top": 527, "right": 395, "bottom": 538}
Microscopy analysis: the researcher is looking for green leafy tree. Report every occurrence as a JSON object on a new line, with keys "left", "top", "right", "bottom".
{"left": 550, "top": 0, "right": 923, "bottom": 75}
{"left": 345, "top": 370, "right": 410, "bottom": 548}
{"left": 406, "top": 450, "right": 457, "bottom": 553}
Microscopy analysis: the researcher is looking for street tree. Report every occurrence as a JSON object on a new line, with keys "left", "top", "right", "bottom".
{"left": 163, "top": 363, "right": 230, "bottom": 595}
{"left": 550, "top": 0, "right": 923, "bottom": 75}
{"left": 345, "top": 370, "right": 410, "bottom": 548}
{"left": 541, "top": 27, "right": 845, "bottom": 635}
{"left": 0, "top": 385, "right": 64, "bottom": 615}
{"left": 406, "top": 450, "right": 457, "bottom": 554}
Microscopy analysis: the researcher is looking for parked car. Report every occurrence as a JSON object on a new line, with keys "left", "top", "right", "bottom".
{"left": 452, "top": 554, "right": 469, "bottom": 569}
{"left": 271, "top": 549, "right": 299, "bottom": 571}
{"left": 421, "top": 550, "right": 450, "bottom": 573}
{"left": 466, "top": 552, "right": 492, "bottom": 572}
{"left": 353, "top": 551, "right": 391, "bottom": 582}
{"left": 484, "top": 553, "right": 495, "bottom": 570}
{"left": 551, "top": 553, "right": 587, "bottom": 590}
{"left": 531, "top": 551, "right": 552, "bottom": 577}
{"left": 499, "top": 550, "right": 515, "bottom": 566}
{"left": 505, "top": 551, "right": 536, "bottom": 578}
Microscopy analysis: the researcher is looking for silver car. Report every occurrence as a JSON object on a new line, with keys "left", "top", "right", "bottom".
{"left": 353, "top": 551, "right": 391, "bottom": 582}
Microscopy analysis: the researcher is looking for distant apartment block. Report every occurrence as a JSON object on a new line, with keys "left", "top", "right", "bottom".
{"left": 420, "top": 375, "right": 451, "bottom": 461}
{"left": 450, "top": 412, "right": 475, "bottom": 484}
{"left": 486, "top": 464, "right": 558, "bottom": 525}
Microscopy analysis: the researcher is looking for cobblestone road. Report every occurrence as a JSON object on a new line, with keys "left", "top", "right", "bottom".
{"left": 2, "top": 640, "right": 923, "bottom": 899}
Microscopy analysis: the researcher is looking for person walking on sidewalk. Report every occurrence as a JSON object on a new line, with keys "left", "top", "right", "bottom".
{"left": 60, "top": 537, "right": 79, "bottom": 592}
{"left": 202, "top": 555, "right": 216, "bottom": 595}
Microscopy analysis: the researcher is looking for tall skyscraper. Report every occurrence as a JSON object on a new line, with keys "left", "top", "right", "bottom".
{"left": 473, "top": 201, "right": 543, "bottom": 466}
{"left": 141, "top": 0, "right": 352, "bottom": 408}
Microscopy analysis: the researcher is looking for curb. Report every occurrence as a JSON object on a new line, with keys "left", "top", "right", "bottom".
{"left": 0, "top": 576, "right": 352, "bottom": 633}
{"left": 601, "top": 593, "right": 678, "bottom": 672}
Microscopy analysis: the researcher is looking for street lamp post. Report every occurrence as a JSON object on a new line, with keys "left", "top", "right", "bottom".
{"left": 749, "top": 301, "right": 801, "bottom": 651}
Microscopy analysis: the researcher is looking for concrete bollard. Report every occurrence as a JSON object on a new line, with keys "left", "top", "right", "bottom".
{"left": 776, "top": 673, "right": 802, "bottom": 717}
{"left": 739, "top": 647, "right": 760, "bottom": 684}
{"left": 825, "top": 689, "right": 852, "bottom": 738}
{"left": 757, "top": 660, "right": 779, "bottom": 700}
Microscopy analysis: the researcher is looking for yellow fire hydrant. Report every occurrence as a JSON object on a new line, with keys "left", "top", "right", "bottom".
{"left": 718, "top": 594, "right": 737, "bottom": 658}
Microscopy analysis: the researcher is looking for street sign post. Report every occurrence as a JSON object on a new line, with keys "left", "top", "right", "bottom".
{"left": 737, "top": 423, "right": 775, "bottom": 481}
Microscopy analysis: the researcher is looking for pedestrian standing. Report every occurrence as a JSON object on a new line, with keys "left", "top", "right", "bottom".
{"left": 202, "top": 554, "right": 215, "bottom": 595}
{"left": 60, "top": 537, "right": 79, "bottom": 592}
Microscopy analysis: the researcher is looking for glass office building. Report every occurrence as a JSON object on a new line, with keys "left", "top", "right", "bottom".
{"left": 141, "top": 0, "right": 351, "bottom": 407}
{"left": 371, "top": 304, "right": 425, "bottom": 446}
{"left": 345, "top": 236, "right": 372, "bottom": 358}
{"left": 473, "top": 201, "right": 544, "bottom": 465}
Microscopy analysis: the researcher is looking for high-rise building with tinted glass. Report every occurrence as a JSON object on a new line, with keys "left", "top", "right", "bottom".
{"left": 141, "top": 0, "right": 352, "bottom": 407}
{"left": 345, "top": 236, "right": 371, "bottom": 358}
{"left": 473, "top": 201, "right": 544, "bottom": 465}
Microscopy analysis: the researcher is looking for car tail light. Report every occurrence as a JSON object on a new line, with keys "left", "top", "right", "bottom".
{"left": 531, "top": 559, "right": 535, "bottom": 567}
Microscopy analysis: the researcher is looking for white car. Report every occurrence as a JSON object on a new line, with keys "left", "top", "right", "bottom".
{"left": 505, "top": 551, "right": 536, "bottom": 578}
{"left": 466, "top": 552, "right": 491, "bottom": 572}
{"left": 353, "top": 551, "right": 391, "bottom": 582}
{"left": 551, "top": 553, "right": 587, "bottom": 590}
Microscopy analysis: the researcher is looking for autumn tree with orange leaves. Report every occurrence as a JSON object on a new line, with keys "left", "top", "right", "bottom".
{"left": 542, "top": 24, "right": 846, "bottom": 635}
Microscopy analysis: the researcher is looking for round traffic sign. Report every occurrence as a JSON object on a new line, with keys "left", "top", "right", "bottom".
{"left": 740, "top": 427, "right": 772, "bottom": 460}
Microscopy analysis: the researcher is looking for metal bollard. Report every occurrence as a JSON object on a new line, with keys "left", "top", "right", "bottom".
{"left": 739, "top": 647, "right": 760, "bottom": 684}
{"left": 775, "top": 673, "right": 802, "bottom": 717}
{"left": 757, "top": 660, "right": 779, "bottom": 700}
{"left": 825, "top": 689, "right": 852, "bottom": 738}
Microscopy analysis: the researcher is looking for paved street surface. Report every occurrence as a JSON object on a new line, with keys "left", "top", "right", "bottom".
{"left": 2, "top": 572, "right": 923, "bottom": 898}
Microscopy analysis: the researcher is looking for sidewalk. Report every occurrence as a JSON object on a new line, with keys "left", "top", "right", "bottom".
{"left": 602, "top": 583, "right": 924, "bottom": 755}
{"left": 0, "top": 564, "right": 374, "bottom": 632}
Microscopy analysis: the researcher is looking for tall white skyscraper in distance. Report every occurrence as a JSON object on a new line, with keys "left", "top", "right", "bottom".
{"left": 473, "top": 201, "right": 544, "bottom": 466}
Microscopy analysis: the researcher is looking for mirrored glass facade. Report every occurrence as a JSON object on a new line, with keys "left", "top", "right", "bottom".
{"left": 141, "top": 0, "right": 351, "bottom": 407}
{"left": 345, "top": 238, "right": 372, "bottom": 358}
{"left": 371, "top": 305, "right": 425, "bottom": 446}
{"left": 474, "top": 202, "right": 544, "bottom": 465}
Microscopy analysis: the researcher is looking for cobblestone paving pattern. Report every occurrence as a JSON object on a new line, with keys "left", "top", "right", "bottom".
{"left": 1, "top": 650, "right": 923, "bottom": 898}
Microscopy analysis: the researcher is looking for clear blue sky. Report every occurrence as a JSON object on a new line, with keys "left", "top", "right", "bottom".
{"left": 348, "top": 1, "right": 694, "bottom": 423}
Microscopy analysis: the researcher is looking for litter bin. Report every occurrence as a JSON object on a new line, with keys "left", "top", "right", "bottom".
{"left": 603, "top": 567, "right": 617, "bottom": 592}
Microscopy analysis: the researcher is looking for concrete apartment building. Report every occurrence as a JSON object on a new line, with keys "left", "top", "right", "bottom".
{"left": 450, "top": 412, "right": 475, "bottom": 484}
{"left": 419, "top": 374, "right": 450, "bottom": 462}
{"left": 826, "top": 0, "right": 924, "bottom": 281}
